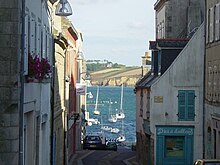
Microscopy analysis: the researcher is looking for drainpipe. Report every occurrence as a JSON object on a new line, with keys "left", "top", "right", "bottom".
{"left": 50, "top": 36, "right": 55, "bottom": 165}
{"left": 202, "top": 1, "right": 206, "bottom": 159}
{"left": 19, "top": 0, "right": 25, "bottom": 164}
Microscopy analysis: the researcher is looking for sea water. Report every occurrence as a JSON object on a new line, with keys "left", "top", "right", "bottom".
{"left": 86, "top": 86, "right": 136, "bottom": 145}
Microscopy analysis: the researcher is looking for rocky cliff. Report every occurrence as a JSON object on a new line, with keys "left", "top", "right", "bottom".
{"left": 89, "top": 67, "right": 149, "bottom": 86}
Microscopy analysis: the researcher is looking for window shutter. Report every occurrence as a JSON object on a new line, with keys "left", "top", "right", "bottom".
{"left": 206, "top": 9, "right": 210, "bottom": 43}
{"left": 24, "top": 14, "right": 29, "bottom": 76}
{"left": 30, "top": 15, "right": 35, "bottom": 54}
{"left": 46, "top": 28, "right": 50, "bottom": 60}
{"left": 42, "top": 25, "right": 46, "bottom": 58}
{"left": 210, "top": 7, "right": 214, "bottom": 43}
{"left": 36, "top": 21, "right": 41, "bottom": 56}
{"left": 215, "top": 4, "right": 220, "bottom": 41}
{"left": 178, "top": 91, "right": 186, "bottom": 120}
{"left": 187, "top": 91, "right": 195, "bottom": 120}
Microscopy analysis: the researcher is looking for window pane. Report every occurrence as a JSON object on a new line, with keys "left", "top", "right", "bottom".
{"left": 165, "top": 136, "right": 184, "bottom": 157}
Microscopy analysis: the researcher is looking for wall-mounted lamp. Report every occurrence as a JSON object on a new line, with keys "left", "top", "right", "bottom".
{"left": 86, "top": 92, "right": 93, "bottom": 99}
{"left": 55, "top": 0, "right": 73, "bottom": 16}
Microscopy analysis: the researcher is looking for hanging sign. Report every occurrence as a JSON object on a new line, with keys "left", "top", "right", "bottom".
{"left": 76, "top": 83, "right": 86, "bottom": 95}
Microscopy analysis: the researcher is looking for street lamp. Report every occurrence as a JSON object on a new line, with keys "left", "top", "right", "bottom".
{"left": 85, "top": 92, "right": 93, "bottom": 111}
{"left": 55, "top": 0, "right": 73, "bottom": 16}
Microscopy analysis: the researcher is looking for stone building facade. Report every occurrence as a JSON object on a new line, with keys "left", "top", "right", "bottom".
{"left": 0, "top": 0, "right": 21, "bottom": 164}
{"left": 155, "top": 0, "right": 204, "bottom": 39}
{"left": 205, "top": 0, "right": 220, "bottom": 159}
{"left": 0, "top": 0, "right": 53, "bottom": 164}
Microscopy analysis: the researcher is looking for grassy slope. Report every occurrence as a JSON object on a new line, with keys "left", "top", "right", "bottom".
{"left": 90, "top": 67, "right": 142, "bottom": 81}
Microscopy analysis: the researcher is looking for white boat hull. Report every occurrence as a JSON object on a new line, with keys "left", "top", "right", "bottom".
{"left": 116, "top": 112, "right": 125, "bottom": 119}
{"left": 93, "top": 110, "right": 100, "bottom": 115}
{"left": 110, "top": 128, "right": 120, "bottom": 134}
{"left": 117, "top": 135, "right": 126, "bottom": 142}
{"left": 108, "top": 115, "right": 117, "bottom": 122}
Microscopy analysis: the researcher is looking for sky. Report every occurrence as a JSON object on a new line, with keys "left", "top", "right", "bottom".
{"left": 69, "top": 0, "right": 156, "bottom": 66}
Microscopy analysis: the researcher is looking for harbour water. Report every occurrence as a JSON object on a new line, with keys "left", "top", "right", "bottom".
{"left": 86, "top": 86, "right": 136, "bottom": 145}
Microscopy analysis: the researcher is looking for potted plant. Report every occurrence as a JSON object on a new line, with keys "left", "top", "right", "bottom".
{"left": 26, "top": 54, "right": 51, "bottom": 82}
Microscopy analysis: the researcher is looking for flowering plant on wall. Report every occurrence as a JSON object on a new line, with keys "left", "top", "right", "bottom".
{"left": 27, "top": 54, "right": 51, "bottom": 82}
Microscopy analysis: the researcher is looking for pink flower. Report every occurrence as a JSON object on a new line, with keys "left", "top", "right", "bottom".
{"left": 28, "top": 54, "right": 51, "bottom": 81}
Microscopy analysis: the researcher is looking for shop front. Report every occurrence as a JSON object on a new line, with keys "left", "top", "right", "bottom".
{"left": 156, "top": 126, "right": 194, "bottom": 165}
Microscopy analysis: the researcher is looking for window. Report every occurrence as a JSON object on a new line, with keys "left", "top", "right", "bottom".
{"left": 207, "top": 62, "right": 213, "bottom": 101}
{"left": 213, "top": 65, "right": 218, "bottom": 102}
{"left": 214, "top": 129, "right": 217, "bottom": 158}
{"left": 165, "top": 136, "right": 184, "bottom": 157}
{"left": 140, "top": 89, "right": 143, "bottom": 117}
{"left": 158, "top": 51, "right": 161, "bottom": 75}
{"left": 178, "top": 90, "right": 195, "bottom": 121}
{"left": 146, "top": 92, "right": 150, "bottom": 112}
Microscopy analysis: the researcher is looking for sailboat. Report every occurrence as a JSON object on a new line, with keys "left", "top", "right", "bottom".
{"left": 110, "top": 127, "right": 120, "bottom": 134}
{"left": 100, "top": 115, "right": 112, "bottom": 131}
{"left": 108, "top": 99, "right": 117, "bottom": 123}
{"left": 93, "top": 86, "right": 100, "bottom": 115}
{"left": 116, "top": 119, "right": 126, "bottom": 142}
{"left": 116, "top": 83, "right": 125, "bottom": 119}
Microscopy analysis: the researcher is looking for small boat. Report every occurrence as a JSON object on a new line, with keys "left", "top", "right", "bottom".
{"left": 101, "top": 125, "right": 112, "bottom": 131}
{"left": 108, "top": 99, "right": 117, "bottom": 123}
{"left": 116, "top": 120, "right": 126, "bottom": 142}
{"left": 116, "top": 134, "right": 126, "bottom": 142}
{"left": 108, "top": 116, "right": 117, "bottom": 123}
{"left": 87, "top": 121, "right": 92, "bottom": 126}
{"left": 116, "top": 84, "right": 125, "bottom": 119}
{"left": 93, "top": 86, "right": 100, "bottom": 115}
{"left": 88, "top": 118, "right": 100, "bottom": 125}
{"left": 110, "top": 128, "right": 120, "bottom": 134}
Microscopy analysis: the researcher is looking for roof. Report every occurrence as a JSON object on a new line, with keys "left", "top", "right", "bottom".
{"left": 149, "top": 38, "right": 190, "bottom": 50}
{"left": 149, "top": 41, "right": 156, "bottom": 50}
{"left": 135, "top": 72, "right": 159, "bottom": 89}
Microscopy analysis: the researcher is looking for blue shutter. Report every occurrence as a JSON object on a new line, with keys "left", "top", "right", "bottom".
{"left": 187, "top": 91, "right": 195, "bottom": 121}
{"left": 178, "top": 91, "right": 186, "bottom": 120}
{"left": 156, "top": 136, "right": 164, "bottom": 165}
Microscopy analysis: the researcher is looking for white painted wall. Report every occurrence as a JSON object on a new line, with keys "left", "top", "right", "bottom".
{"left": 150, "top": 23, "right": 204, "bottom": 162}
{"left": 24, "top": 0, "right": 52, "bottom": 164}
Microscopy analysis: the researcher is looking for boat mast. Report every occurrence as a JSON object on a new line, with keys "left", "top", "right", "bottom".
{"left": 94, "top": 86, "right": 99, "bottom": 111}
{"left": 120, "top": 83, "right": 123, "bottom": 111}
{"left": 109, "top": 98, "right": 112, "bottom": 117}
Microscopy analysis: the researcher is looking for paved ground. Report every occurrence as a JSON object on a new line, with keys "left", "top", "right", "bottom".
{"left": 70, "top": 146, "right": 139, "bottom": 165}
